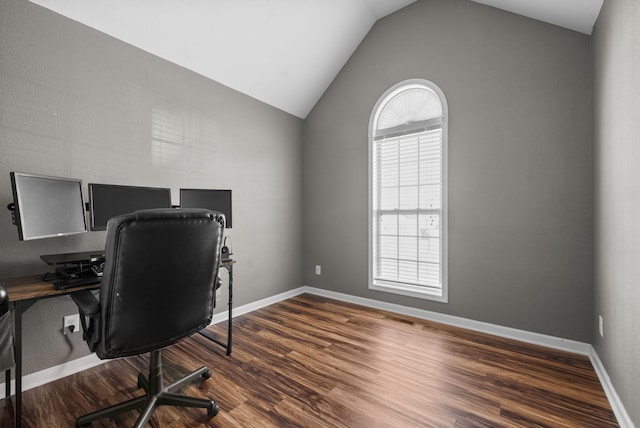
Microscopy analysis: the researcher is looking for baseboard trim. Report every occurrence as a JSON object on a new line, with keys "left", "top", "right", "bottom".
{"left": 588, "top": 346, "right": 635, "bottom": 428}
{"left": 209, "top": 286, "right": 306, "bottom": 325}
{"left": 1, "top": 285, "right": 634, "bottom": 427}
{"left": 0, "top": 353, "right": 104, "bottom": 399}
{"left": 303, "top": 286, "right": 591, "bottom": 354}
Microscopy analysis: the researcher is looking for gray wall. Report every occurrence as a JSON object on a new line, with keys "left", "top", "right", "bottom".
{"left": 0, "top": 0, "right": 303, "bottom": 375}
{"left": 593, "top": 0, "right": 640, "bottom": 423}
{"left": 304, "top": 0, "right": 594, "bottom": 342}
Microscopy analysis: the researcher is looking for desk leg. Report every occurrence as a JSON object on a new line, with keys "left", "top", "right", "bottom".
{"left": 197, "top": 264, "right": 233, "bottom": 355}
{"left": 226, "top": 264, "right": 233, "bottom": 355}
{"left": 14, "top": 301, "right": 22, "bottom": 428}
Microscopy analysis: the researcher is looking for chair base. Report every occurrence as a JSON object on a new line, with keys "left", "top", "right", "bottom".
{"left": 76, "top": 350, "right": 219, "bottom": 428}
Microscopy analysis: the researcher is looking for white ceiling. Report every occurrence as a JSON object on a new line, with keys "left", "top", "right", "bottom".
{"left": 471, "top": 0, "right": 604, "bottom": 35}
{"left": 29, "top": 0, "right": 604, "bottom": 119}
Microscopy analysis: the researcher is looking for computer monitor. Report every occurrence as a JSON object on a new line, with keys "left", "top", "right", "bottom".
{"left": 88, "top": 183, "right": 172, "bottom": 231}
{"left": 10, "top": 172, "right": 87, "bottom": 241}
{"left": 180, "top": 189, "right": 232, "bottom": 228}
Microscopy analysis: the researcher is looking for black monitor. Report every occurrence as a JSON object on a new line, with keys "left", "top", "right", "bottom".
{"left": 180, "top": 189, "right": 232, "bottom": 228}
{"left": 88, "top": 183, "right": 172, "bottom": 231}
{"left": 10, "top": 172, "right": 87, "bottom": 241}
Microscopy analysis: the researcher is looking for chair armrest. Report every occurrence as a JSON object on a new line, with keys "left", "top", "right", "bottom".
{"left": 71, "top": 290, "right": 100, "bottom": 316}
{"left": 71, "top": 290, "right": 101, "bottom": 353}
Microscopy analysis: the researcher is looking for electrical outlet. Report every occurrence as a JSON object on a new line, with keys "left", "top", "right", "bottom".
{"left": 315, "top": 265, "right": 321, "bottom": 275}
{"left": 599, "top": 315, "right": 604, "bottom": 337}
{"left": 63, "top": 314, "right": 80, "bottom": 335}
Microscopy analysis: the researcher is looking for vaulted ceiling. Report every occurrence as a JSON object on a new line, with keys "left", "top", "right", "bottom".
{"left": 29, "top": 0, "right": 604, "bottom": 119}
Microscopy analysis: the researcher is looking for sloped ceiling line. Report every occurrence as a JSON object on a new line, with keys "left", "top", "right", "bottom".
{"left": 28, "top": 0, "right": 603, "bottom": 118}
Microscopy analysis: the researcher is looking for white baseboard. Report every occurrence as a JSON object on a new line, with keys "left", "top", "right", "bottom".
{"left": 0, "top": 353, "right": 104, "bottom": 399}
{"left": 303, "top": 286, "right": 592, "bottom": 354}
{"left": 588, "top": 346, "right": 635, "bottom": 428}
{"left": 209, "top": 286, "right": 305, "bottom": 325}
{"left": 1, "top": 285, "right": 634, "bottom": 427}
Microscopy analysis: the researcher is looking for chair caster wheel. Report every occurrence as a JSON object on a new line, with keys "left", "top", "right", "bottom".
{"left": 208, "top": 401, "right": 220, "bottom": 418}
{"left": 202, "top": 369, "right": 212, "bottom": 380}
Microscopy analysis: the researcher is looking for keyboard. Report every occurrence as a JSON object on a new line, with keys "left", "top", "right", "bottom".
{"left": 53, "top": 276, "right": 101, "bottom": 290}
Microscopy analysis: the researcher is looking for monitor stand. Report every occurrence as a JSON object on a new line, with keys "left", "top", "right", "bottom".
{"left": 40, "top": 250, "right": 105, "bottom": 281}
{"left": 40, "top": 250, "right": 105, "bottom": 266}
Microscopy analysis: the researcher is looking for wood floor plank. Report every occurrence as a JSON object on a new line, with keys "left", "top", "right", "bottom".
{"left": 3, "top": 294, "right": 618, "bottom": 427}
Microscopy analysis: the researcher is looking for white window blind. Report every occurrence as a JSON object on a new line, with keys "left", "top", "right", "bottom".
{"left": 369, "top": 80, "right": 447, "bottom": 301}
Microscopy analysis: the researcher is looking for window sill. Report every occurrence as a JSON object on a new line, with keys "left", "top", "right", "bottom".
{"left": 370, "top": 281, "right": 448, "bottom": 303}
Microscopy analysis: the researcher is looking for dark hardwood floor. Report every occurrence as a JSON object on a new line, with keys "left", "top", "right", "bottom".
{"left": 2, "top": 294, "right": 618, "bottom": 427}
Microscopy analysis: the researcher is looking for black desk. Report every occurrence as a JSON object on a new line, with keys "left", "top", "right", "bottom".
{"left": 1, "top": 259, "right": 234, "bottom": 428}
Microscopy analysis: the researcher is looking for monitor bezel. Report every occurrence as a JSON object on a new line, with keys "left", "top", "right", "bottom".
{"left": 10, "top": 172, "right": 88, "bottom": 241}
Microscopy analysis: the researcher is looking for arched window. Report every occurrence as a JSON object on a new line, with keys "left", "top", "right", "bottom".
{"left": 369, "top": 79, "right": 448, "bottom": 302}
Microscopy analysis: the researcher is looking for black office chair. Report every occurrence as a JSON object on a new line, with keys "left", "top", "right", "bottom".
{"left": 71, "top": 208, "right": 225, "bottom": 427}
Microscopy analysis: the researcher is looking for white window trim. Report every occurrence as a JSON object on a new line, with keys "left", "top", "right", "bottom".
{"left": 368, "top": 79, "right": 448, "bottom": 303}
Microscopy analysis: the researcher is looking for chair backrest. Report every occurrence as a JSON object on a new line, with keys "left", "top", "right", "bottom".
{"left": 97, "top": 208, "right": 224, "bottom": 359}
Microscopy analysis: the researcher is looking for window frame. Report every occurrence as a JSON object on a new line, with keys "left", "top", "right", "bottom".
{"left": 368, "top": 79, "right": 449, "bottom": 303}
